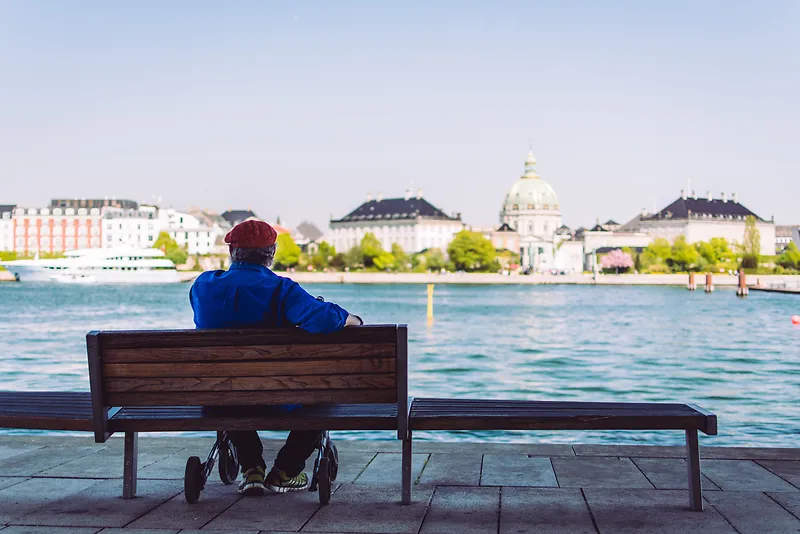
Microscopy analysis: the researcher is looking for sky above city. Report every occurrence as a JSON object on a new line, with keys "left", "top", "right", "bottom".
{"left": 1, "top": 1, "right": 798, "bottom": 230}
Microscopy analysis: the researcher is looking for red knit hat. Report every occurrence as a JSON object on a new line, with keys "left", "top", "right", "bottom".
{"left": 224, "top": 220, "right": 278, "bottom": 248}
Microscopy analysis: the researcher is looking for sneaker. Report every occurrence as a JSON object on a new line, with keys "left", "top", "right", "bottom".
{"left": 238, "top": 466, "right": 267, "bottom": 496}
{"left": 265, "top": 468, "right": 309, "bottom": 493}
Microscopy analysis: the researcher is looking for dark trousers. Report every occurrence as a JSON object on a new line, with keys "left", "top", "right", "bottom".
{"left": 228, "top": 430, "right": 324, "bottom": 477}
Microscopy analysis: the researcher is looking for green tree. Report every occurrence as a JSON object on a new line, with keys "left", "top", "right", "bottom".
{"left": 646, "top": 237, "right": 672, "bottom": 261}
{"left": 343, "top": 246, "right": 364, "bottom": 270}
{"left": 777, "top": 242, "right": 800, "bottom": 270}
{"left": 360, "top": 233, "right": 384, "bottom": 268}
{"left": 273, "top": 233, "right": 301, "bottom": 270}
{"left": 372, "top": 250, "right": 396, "bottom": 271}
{"left": 153, "top": 232, "right": 188, "bottom": 266}
{"left": 311, "top": 241, "right": 336, "bottom": 270}
{"left": 695, "top": 241, "right": 718, "bottom": 264}
{"left": 669, "top": 236, "right": 700, "bottom": 272}
{"left": 447, "top": 231, "right": 496, "bottom": 272}
{"left": 741, "top": 216, "right": 761, "bottom": 269}
{"left": 391, "top": 243, "right": 410, "bottom": 272}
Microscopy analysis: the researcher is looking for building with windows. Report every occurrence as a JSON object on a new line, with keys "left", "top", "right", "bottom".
{"left": 621, "top": 190, "right": 776, "bottom": 256}
{"left": 159, "top": 209, "right": 221, "bottom": 255}
{"left": 50, "top": 198, "right": 139, "bottom": 211}
{"left": 329, "top": 190, "right": 464, "bottom": 253}
{"left": 499, "top": 152, "right": 584, "bottom": 272}
{"left": 0, "top": 205, "right": 15, "bottom": 252}
{"left": 775, "top": 225, "right": 799, "bottom": 252}
{"left": 103, "top": 205, "right": 160, "bottom": 248}
{"left": 11, "top": 206, "right": 104, "bottom": 255}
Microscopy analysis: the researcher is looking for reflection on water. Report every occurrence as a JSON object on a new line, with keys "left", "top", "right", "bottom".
{"left": 1, "top": 282, "right": 799, "bottom": 446}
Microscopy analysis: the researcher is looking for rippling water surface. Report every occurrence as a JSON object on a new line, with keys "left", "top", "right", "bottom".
{"left": 1, "top": 282, "right": 798, "bottom": 446}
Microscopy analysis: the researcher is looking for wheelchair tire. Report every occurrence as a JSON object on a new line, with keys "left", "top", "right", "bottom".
{"left": 318, "top": 457, "right": 331, "bottom": 505}
{"left": 218, "top": 439, "right": 238, "bottom": 485}
{"left": 327, "top": 441, "right": 339, "bottom": 482}
{"left": 184, "top": 456, "right": 204, "bottom": 504}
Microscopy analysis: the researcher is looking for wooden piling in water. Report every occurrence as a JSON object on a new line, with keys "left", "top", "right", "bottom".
{"left": 737, "top": 271, "right": 748, "bottom": 297}
{"left": 687, "top": 272, "right": 696, "bottom": 291}
{"left": 704, "top": 273, "right": 714, "bottom": 293}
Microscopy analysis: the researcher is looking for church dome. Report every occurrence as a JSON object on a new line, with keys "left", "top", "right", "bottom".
{"left": 502, "top": 152, "right": 560, "bottom": 212}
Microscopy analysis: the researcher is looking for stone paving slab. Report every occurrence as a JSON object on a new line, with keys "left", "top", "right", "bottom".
{"left": 201, "top": 487, "right": 324, "bottom": 531}
{"left": 0, "top": 477, "right": 102, "bottom": 524}
{"left": 0, "top": 527, "right": 100, "bottom": 534}
{"left": 0, "top": 443, "right": 45, "bottom": 462}
{"left": 573, "top": 445, "right": 687, "bottom": 458}
{"left": 412, "top": 442, "right": 574, "bottom": 457}
{"left": 0, "top": 478, "right": 27, "bottom": 492}
{"left": 0, "top": 445, "right": 101, "bottom": 477}
{"left": 419, "top": 486, "right": 498, "bottom": 534}
{"left": 756, "top": 460, "right": 800, "bottom": 489}
{"left": 12, "top": 479, "right": 182, "bottom": 528}
{"left": 330, "top": 450, "right": 376, "bottom": 484}
{"left": 574, "top": 444, "right": 800, "bottom": 461}
{"left": 552, "top": 457, "right": 654, "bottom": 489}
{"left": 127, "top": 480, "right": 241, "bottom": 530}
{"left": 302, "top": 485, "right": 434, "bottom": 533}
{"left": 499, "top": 487, "right": 595, "bottom": 534}
{"left": 480, "top": 455, "right": 557, "bottom": 487}
{"left": 584, "top": 488, "right": 736, "bottom": 533}
{"left": 416, "top": 453, "right": 482, "bottom": 487}
{"left": 353, "top": 453, "right": 427, "bottom": 486}
{"left": 99, "top": 529, "right": 179, "bottom": 534}
{"left": 703, "top": 491, "right": 800, "bottom": 533}
{"left": 767, "top": 492, "right": 800, "bottom": 520}
{"left": 631, "top": 457, "right": 719, "bottom": 490}
{"left": 39, "top": 444, "right": 187, "bottom": 479}
{"left": 702, "top": 459, "right": 800, "bottom": 492}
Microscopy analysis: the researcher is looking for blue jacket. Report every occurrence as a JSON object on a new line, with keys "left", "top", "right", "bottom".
{"left": 189, "top": 262, "right": 350, "bottom": 333}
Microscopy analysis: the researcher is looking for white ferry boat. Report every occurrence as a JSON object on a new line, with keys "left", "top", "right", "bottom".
{"left": 0, "top": 247, "right": 181, "bottom": 284}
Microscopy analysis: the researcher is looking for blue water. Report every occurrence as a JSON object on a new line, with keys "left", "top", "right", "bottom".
{"left": 1, "top": 283, "right": 799, "bottom": 446}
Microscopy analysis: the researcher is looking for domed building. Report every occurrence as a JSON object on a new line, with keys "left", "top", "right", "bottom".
{"left": 500, "top": 152, "right": 568, "bottom": 271}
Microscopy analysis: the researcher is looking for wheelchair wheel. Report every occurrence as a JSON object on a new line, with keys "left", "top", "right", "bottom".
{"left": 318, "top": 456, "right": 331, "bottom": 505}
{"left": 327, "top": 441, "right": 339, "bottom": 482}
{"left": 184, "top": 456, "right": 204, "bottom": 504}
{"left": 218, "top": 439, "right": 239, "bottom": 485}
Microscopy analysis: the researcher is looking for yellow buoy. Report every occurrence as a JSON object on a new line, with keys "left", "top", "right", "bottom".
{"left": 427, "top": 284, "right": 435, "bottom": 322}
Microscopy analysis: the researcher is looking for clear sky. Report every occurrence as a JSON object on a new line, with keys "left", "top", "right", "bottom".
{"left": 1, "top": 0, "right": 798, "bottom": 230}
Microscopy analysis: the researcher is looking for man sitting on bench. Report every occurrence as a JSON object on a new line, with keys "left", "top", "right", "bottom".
{"left": 190, "top": 219, "right": 363, "bottom": 496}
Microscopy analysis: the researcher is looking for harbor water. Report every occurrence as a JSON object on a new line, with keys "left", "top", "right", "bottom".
{"left": 1, "top": 282, "right": 798, "bottom": 446}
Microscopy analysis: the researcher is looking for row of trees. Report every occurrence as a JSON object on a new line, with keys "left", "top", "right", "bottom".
{"left": 600, "top": 216, "right": 799, "bottom": 274}
{"left": 272, "top": 230, "right": 506, "bottom": 273}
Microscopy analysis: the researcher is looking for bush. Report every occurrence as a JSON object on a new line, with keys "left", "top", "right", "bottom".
{"left": 741, "top": 254, "right": 759, "bottom": 269}
{"left": 645, "top": 264, "right": 671, "bottom": 274}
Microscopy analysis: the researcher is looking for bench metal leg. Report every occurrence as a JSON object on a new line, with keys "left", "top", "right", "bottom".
{"left": 401, "top": 435, "right": 412, "bottom": 505}
{"left": 686, "top": 429, "right": 702, "bottom": 511}
{"left": 123, "top": 431, "right": 138, "bottom": 499}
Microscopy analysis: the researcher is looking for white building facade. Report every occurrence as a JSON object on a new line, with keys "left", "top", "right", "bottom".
{"left": 159, "top": 209, "right": 220, "bottom": 255}
{"left": 329, "top": 191, "right": 464, "bottom": 253}
{"left": 500, "top": 152, "right": 582, "bottom": 273}
{"left": 103, "top": 205, "right": 160, "bottom": 248}
{"left": 623, "top": 191, "right": 776, "bottom": 256}
{"left": 0, "top": 206, "right": 14, "bottom": 252}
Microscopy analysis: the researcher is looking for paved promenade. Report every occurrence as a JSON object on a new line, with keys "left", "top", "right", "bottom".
{"left": 1, "top": 436, "right": 799, "bottom": 533}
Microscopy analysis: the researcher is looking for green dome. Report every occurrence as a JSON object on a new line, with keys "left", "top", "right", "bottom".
{"left": 503, "top": 152, "right": 560, "bottom": 212}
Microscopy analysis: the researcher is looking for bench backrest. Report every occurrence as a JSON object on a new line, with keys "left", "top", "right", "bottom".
{"left": 87, "top": 324, "right": 408, "bottom": 441}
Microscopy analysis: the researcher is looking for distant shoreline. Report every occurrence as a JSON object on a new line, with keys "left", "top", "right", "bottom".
{"left": 3, "top": 268, "right": 796, "bottom": 287}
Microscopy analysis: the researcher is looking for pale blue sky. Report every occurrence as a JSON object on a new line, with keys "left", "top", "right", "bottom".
{"left": 1, "top": 1, "right": 798, "bottom": 230}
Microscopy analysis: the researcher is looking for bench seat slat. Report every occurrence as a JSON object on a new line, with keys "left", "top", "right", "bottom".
{"left": 103, "top": 358, "right": 396, "bottom": 378}
{"left": 105, "top": 374, "right": 397, "bottom": 393}
{"left": 410, "top": 398, "right": 717, "bottom": 435}
{"left": 102, "top": 343, "right": 396, "bottom": 363}
{"left": 108, "top": 403, "right": 399, "bottom": 432}
{"left": 108, "top": 388, "right": 396, "bottom": 406}
{"left": 0, "top": 392, "right": 94, "bottom": 431}
{"left": 97, "top": 326, "right": 397, "bottom": 349}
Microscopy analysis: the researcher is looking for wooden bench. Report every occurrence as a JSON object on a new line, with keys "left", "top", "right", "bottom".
{"left": 0, "top": 391, "right": 94, "bottom": 431}
{"left": 409, "top": 398, "right": 717, "bottom": 511}
{"left": 86, "top": 324, "right": 412, "bottom": 502}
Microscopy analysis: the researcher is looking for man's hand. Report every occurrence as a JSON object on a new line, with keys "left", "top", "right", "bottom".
{"left": 345, "top": 314, "right": 364, "bottom": 326}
